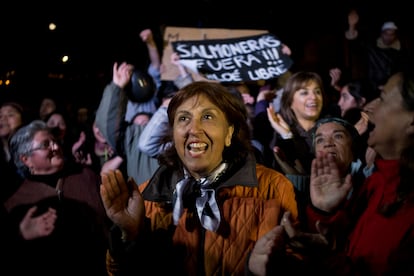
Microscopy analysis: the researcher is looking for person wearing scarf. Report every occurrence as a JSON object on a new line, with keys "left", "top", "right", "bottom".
{"left": 100, "top": 81, "right": 299, "bottom": 275}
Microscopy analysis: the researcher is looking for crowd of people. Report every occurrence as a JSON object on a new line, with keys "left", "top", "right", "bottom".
{"left": 1, "top": 8, "right": 414, "bottom": 276}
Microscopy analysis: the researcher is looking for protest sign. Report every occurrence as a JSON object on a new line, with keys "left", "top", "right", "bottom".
{"left": 161, "top": 26, "right": 268, "bottom": 81}
{"left": 171, "top": 33, "right": 293, "bottom": 83}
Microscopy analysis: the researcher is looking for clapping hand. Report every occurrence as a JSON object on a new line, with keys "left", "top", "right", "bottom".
{"left": 248, "top": 225, "right": 286, "bottom": 276}
{"left": 281, "top": 211, "right": 330, "bottom": 250}
{"left": 20, "top": 206, "right": 57, "bottom": 240}
{"left": 266, "top": 105, "right": 291, "bottom": 138}
{"left": 248, "top": 212, "right": 332, "bottom": 276}
{"left": 310, "top": 153, "right": 352, "bottom": 213}
{"left": 100, "top": 170, "right": 145, "bottom": 241}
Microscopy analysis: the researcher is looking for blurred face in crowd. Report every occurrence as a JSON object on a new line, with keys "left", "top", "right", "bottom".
{"left": 46, "top": 113, "right": 67, "bottom": 141}
{"left": 314, "top": 122, "right": 354, "bottom": 176}
{"left": 22, "top": 130, "right": 64, "bottom": 175}
{"left": 381, "top": 29, "right": 398, "bottom": 46}
{"left": 338, "top": 85, "right": 359, "bottom": 117}
{"left": 0, "top": 105, "right": 23, "bottom": 134}
{"left": 0, "top": 104, "right": 23, "bottom": 138}
{"left": 367, "top": 73, "right": 413, "bottom": 159}
{"left": 39, "top": 98, "right": 56, "bottom": 120}
{"left": 291, "top": 80, "right": 323, "bottom": 122}
{"left": 0, "top": 117, "right": 11, "bottom": 138}
{"left": 172, "top": 94, "right": 234, "bottom": 179}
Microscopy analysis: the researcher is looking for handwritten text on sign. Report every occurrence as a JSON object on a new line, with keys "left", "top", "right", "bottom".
{"left": 172, "top": 34, "right": 293, "bottom": 83}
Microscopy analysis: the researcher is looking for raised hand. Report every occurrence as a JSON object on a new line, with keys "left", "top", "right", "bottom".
{"left": 139, "top": 29, "right": 154, "bottom": 44}
{"left": 354, "top": 111, "right": 369, "bottom": 135}
{"left": 72, "top": 131, "right": 92, "bottom": 165}
{"left": 100, "top": 170, "right": 145, "bottom": 240}
{"left": 112, "top": 62, "right": 134, "bottom": 89}
{"left": 281, "top": 44, "right": 292, "bottom": 56}
{"left": 266, "top": 105, "right": 292, "bottom": 138}
{"left": 310, "top": 153, "right": 352, "bottom": 212}
{"left": 100, "top": 156, "right": 124, "bottom": 174}
{"left": 170, "top": 52, "right": 189, "bottom": 78}
{"left": 329, "top": 67, "right": 342, "bottom": 91}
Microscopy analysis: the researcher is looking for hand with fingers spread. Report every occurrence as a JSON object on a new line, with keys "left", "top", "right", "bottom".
{"left": 310, "top": 153, "right": 353, "bottom": 212}
{"left": 112, "top": 62, "right": 134, "bottom": 89}
{"left": 100, "top": 170, "right": 145, "bottom": 241}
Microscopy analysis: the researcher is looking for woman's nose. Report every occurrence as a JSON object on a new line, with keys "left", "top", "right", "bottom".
{"left": 188, "top": 119, "right": 203, "bottom": 134}
{"left": 310, "top": 91, "right": 319, "bottom": 99}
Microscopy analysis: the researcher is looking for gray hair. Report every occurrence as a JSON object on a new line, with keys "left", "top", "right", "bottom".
{"left": 9, "top": 120, "right": 50, "bottom": 175}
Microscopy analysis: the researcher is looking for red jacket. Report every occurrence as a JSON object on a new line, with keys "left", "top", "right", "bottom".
{"left": 307, "top": 159, "right": 414, "bottom": 275}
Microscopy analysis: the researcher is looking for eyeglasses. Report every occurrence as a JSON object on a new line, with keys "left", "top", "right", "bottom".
{"left": 29, "top": 139, "right": 58, "bottom": 153}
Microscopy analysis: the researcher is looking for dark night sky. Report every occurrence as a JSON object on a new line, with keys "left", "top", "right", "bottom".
{"left": 1, "top": 0, "right": 412, "bottom": 111}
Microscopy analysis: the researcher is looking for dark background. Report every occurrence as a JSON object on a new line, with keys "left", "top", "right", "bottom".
{"left": 1, "top": 1, "right": 412, "bottom": 114}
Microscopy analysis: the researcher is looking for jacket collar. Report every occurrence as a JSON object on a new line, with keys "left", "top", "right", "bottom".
{"left": 141, "top": 153, "right": 258, "bottom": 203}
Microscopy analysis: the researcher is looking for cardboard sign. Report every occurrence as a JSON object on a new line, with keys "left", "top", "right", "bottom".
{"left": 161, "top": 26, "right": 268, "bottom": 81}
{"left": 172, "top": 33, "right": 293, "bottom": 83}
